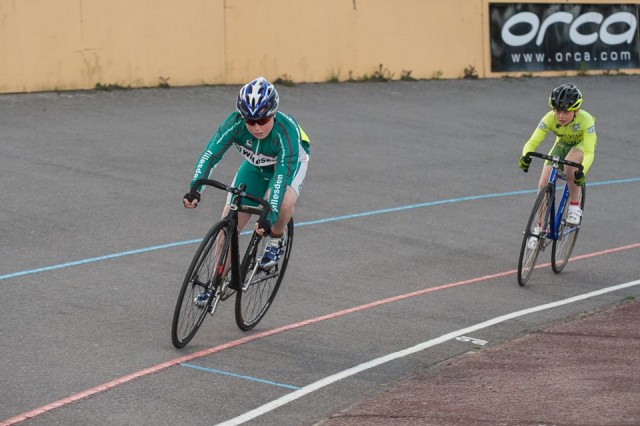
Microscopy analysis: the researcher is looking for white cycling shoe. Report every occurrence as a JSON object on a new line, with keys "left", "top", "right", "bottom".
{"left": 566, "top": 206, "right": 582, "bottom": 226}
{"left": 527, "top": 225, "right": 542, "bottom": 250}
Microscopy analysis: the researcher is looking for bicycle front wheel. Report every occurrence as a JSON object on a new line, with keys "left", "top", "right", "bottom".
{"left": 171, "top": 221, "right": 231, "bottom": 348}
{"left": 552, "top": 184, "right": 585, "bottom": 273}
{"left": 235, "top": 218, "right": 294, "bottom": 331}
{"left": 518, "top": 186, "right": 551, "bottom": 286}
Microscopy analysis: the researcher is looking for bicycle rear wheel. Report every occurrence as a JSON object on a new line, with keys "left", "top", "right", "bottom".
{"left": 171, "top": 221, "right": 230, "bottom": 348}
{"left": 518, "top": 186, "right": 551, "bottom": 286}
{"left": 235, "top": 218, "right": 294, "bottom": 331}
{"left": 552, "top": 184, "right": 585, "bottom": 273}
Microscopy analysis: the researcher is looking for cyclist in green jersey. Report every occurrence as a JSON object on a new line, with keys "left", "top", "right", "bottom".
{"left": 183, "top": 76, "right": 310, "bottom": 275}
{"left": 518, "top": 83, "right": 597, "bottom": 226}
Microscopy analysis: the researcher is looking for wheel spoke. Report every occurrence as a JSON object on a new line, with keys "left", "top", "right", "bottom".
{"left": 171, "top": 223, "right": 229, "bottom": 348}
{"left": 518, "top": 187, "right": 551, "bottom": 286}
{"left": 552, "top": 185, "right": 584, "bottom": 273}
{"left": 235, "top": 219, "right": 293, "bottom": 330}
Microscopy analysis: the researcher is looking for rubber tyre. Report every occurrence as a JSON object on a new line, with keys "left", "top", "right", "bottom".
{"left": 518, "top": 186, "right": 551, "bottom": 287}
{"left": 171, "top": 221, "right": 230, "bottom": 348}
{"left": 235, "top": 218, "right": 293, "bottom": 330}
{"left": 552, "top": 184, "right": 585, "bottom": 273}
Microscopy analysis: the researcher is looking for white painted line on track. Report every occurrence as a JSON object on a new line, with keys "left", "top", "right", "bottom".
{"left": 2, "top": 243, "right": 638, "bottom": 426}
{"left": 216, "top": 279, "right": 640, "bottom": 426}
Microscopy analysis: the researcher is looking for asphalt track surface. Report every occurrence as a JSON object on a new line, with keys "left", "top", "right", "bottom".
{"left": 1, "top": 76, "right": 639, "bottom": 425}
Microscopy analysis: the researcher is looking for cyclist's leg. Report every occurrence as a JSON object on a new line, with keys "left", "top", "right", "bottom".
{"left": 269, "top": 187, "right": 296, "bottom": 237}
{"left": 269, "top": 160, "right": 307, "bottom": 237}
{"left": 216, "top": 206, "right": 251, "bottom": 277}
{"left": 221, "top": 205, "right": 252, "bottom": 230}
{"left": 225, "top": 161, "right": 271, "bottom": 230}
{"left": 540, "top": 142, "right": 567, "bottom": 189}
{"left": 537, "top": 165, "right": 553, "bottom": 191}
{"left": 216, "top": 162, "right": 270, "bottom": 276}
{"left": 534, "top": 164, "right": 553, "bottom": 227}
{"left": 565, "top": 147, "right": 584, "bottom": 204}
{"left": 546, "top": 142, "right": 583, "bottom": 203}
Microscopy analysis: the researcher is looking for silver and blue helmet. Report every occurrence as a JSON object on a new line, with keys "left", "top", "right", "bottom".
{"left": 236, "top": 77, "right": 279, "bottom": 120}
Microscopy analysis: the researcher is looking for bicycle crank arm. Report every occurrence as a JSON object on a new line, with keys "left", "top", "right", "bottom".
{"left": 241, "top": 264, "right": 278, "bottom": 291}
{"left": 208, "top": 289, "right": 221, "bottom": 315}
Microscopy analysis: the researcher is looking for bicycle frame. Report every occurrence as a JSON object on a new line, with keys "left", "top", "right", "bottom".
{"left": 192, "top": 178, "right": 270, "bottom": 291}
{"left": 222, "top": 201, "right": 243, "bottom": 291}
{"left": 172, "top": 178, "right": 288, "bottom": 346}
{"left": 545, "top": 166, "right": 569, "bottom": 241}
{"left": 517, "top": 152, "right": 585, "bottom": 286}
{"left": 526, "top": 152, "right": 584, "bottom": 243}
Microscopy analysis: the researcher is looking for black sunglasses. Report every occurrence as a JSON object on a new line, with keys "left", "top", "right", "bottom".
{"left": 244, "top": 116, "right": 272, "bottom": 126}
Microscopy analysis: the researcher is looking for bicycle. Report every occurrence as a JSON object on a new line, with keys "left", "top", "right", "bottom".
{"left": 517, "top": 152, "right": 585, "bottom": 286}
{"left": 171, "top": 178, "right": 294, "bottom": 348}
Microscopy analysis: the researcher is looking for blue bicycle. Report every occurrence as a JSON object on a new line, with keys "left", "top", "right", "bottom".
{"left": 517, "top": 152, "right": 585, "bottom": 286}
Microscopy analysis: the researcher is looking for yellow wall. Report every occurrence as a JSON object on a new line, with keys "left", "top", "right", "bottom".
{"left": 0, "top": 0, "right": 637, "bottom": 93}
{"left": 0, "top": 0, "right": 227, "bottom": 92}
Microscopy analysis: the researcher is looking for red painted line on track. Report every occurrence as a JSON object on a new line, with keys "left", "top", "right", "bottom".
{"left": 2, "top": 242, "right": 639, "bottom": 425}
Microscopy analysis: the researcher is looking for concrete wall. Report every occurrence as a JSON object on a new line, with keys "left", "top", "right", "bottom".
{"left": 0, "top": 0, "right": 637, "bottom": 93}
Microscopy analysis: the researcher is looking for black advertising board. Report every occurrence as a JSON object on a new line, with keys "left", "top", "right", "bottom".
{"left": 490, "top": 3, "right": 640, "bottom": 72}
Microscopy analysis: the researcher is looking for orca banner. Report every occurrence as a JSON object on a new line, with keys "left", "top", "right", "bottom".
{"left": 490, "top": 3, "right": 640, "bottom": 72}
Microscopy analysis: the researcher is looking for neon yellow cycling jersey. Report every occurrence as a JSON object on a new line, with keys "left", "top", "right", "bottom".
{"left": 522, "top": 109, "right": 597, "bottom": 173}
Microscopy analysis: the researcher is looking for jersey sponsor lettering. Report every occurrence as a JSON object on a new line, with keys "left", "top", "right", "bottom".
{"left": 236, "top": 145, "right": 277, "bottom": 166}
{"left": 193, "top": 150, "right": 212, "bottom": 179}
{"left": 552, "top": 126, "right": 583, "bottom": 144}
{"left": 270, "top": 174, "right": 283, "bottom": 215}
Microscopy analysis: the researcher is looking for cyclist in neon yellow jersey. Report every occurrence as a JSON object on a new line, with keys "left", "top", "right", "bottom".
{"left": 518, "top": 83, "right": 597, "bottom": 226}
{"left": 183, "top": 76, "right": 310, "bottom": 271}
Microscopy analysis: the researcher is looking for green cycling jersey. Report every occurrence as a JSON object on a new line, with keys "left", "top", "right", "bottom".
{"left": 191, "top": 111, "right": 310, "bottom": 223}
{"left": 521, "top": 109, "right": 597, "bottom": 174}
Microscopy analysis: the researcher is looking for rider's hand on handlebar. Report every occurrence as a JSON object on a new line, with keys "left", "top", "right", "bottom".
{"left": 573, "top": 170, "right": 586, "bottom": 186}
{"left": 518, "top": 155, "right": 532, "bottom": 172}
{"left": 255, "top": 217, "right": 271, "bottom": 237}
{"left": 183, "top": 190, "right": 201, "bottom": 208}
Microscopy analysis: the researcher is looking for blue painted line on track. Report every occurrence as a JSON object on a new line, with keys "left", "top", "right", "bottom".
{"left": 300, "top": 188, "right": 534, "bottom": 225}
{"left": 2, "top": 177, "right": 638, "bottom": 282}
{"left": 179, "top": 363, "right": 301, "bottom": 390}
{"left": 0, "top": 239, "right": 201, "bottom": 280}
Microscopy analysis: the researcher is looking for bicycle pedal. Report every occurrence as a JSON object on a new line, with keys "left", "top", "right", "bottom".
{"left": 219, "top": 286, "right": 233, "bottom": 299}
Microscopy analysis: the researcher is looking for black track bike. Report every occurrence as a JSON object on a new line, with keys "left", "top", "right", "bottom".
{"left": 171, "top": 178, "right": 293, "bottom": 348}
